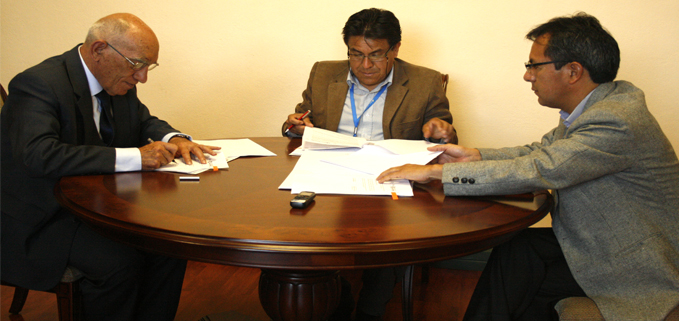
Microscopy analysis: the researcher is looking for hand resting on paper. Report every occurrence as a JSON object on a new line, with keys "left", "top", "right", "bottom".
{"left": 376, "top": 143, "right": 481, "bottom": 183}
{"left": 169, "top": 136, "right": 220, "bottom": 165}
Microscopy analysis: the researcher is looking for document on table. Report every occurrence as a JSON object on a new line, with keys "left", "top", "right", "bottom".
{"left": 156, "top": 149, "right": 229, "bottom": 174}
{"left": 279, "top": 148, "right": 356, "bottom": 189}
{"left": 194, "top": 138, "right": 277, "bottom": 161}
{"left": 320, "top": 145, "right": 441, "bottom": 175}
{"left": 290, "top": 172, "right": 413, "bottom": 196}
{"left": 155, "top": 138, "right": 276, "bottom": 174}
{"left": 299, "top": 127, "right": 440, "bottom": 155}
{"left": 279, "top": 149, "right": 413, "bottom": 196}
{"left": 301, "top": 127, "right": 366, "bottom": 150}
{"left": 279, "top": 144, "right": 438, "bottom": 196}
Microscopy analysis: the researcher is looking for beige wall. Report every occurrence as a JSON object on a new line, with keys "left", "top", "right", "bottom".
{"left": 2, "top": 0, "right": 678, "bottom": 151}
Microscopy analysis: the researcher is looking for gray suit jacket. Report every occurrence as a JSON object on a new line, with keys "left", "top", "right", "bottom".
{"left": 441, "top": 81, "right": 679, "bottom": 320}
{"left": 1, "top": 45, "right": 178, "bottom": 290}
{"left": 283, "top": 58, "right": 454, "bottom": 140}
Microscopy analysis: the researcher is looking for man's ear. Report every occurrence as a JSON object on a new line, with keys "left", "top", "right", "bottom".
{"left": 390, "top": 41, "right": 402, "bottom": 58}
{"left": 567, "top": 62, "right": 585, "bottom": 84}
{"left": 90, "top": 41, "right": 108, "bottom": 61}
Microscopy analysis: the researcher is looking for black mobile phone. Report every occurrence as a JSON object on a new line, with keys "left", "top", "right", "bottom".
{"left": 291, "top": 191, "right": 316, "bottom": 209}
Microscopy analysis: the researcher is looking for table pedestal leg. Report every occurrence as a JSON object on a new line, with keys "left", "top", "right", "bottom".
{"left": 259, "top": 269, "right": 341, "bottom": 321}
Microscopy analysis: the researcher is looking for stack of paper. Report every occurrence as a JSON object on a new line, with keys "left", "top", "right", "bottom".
{"left": 155, "top": 138, "right": 276, "bottom": 174}
{"left": 281, "top": 128, "right": 442, "bottom": 197}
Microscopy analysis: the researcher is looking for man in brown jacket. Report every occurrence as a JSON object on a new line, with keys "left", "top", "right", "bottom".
{"left": 282, "top": 8, "right": 458, "bottom": 321}
{"left": 283, "top": 8, "right": 457, "bottom": 145}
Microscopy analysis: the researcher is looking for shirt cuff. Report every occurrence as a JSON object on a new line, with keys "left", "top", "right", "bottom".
{"left": 114, "top": 148, "right": 142, "bottom": 172}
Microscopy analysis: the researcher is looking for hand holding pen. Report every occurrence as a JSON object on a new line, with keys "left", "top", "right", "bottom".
{"left": 140, "top": 138, "right": 178, "bottom": 170}
{"left": 284, "top": 110, "right": 312, "bottom": 135}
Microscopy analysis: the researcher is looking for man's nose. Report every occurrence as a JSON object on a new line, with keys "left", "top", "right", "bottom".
{"left": 361, "top": 56, "right": 375, "bottom": 69}
{"left": 523, "top": 69, "right": 535, "bottom": 82}
{"left": 134, "top": 67, "right": 149, "bottom": 83}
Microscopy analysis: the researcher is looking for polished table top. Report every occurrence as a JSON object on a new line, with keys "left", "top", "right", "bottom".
{"left": 55, "top": 137, "right": 552, "bottom": 271}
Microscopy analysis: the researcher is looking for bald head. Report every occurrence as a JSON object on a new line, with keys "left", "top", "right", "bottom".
{"left": 81, "top": 13, "right": 159, "bottom": 96}
{"left": 85, "top": 13, "right": 158, "bottom": 54}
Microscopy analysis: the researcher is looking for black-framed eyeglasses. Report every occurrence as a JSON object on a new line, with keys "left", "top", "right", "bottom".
{"left": 348, "top": 46, "right": 393, "bottom": 63}
{"left": 524, "top": 61, "right": 569, "bottom": 71}
{"left": 106, "top": 42, "right": 158, "bottom": 71}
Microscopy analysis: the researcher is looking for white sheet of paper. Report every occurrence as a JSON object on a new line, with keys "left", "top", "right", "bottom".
{"left": 301, "top": 127, "right": 366, "bottom": 150}
{"left": 156, "top": 149, "right": 227, "bottom": 174}
{"left": 369, "top": 139, "right": 440, "bottom": 155}
{"left": 320, "top": 146, "right": 442, "bottom": 175}
{"left": 290, "top": 173, "right": 413, "bottom": 196}
{"left": 194, "top": 138, "right": 277, "bottom": 159}
{"left": 279, "top": 148, "right": 415, "bottom": 196}
{"left": 155, "top": 139, "right": 275, "bottom": 174}
{"left": 279, "top": 149, "right": 357, "bottom": 189}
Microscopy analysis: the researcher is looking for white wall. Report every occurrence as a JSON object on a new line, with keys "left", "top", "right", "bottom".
{"left": 2, "top": 0, "right": 678, "bottom": 151}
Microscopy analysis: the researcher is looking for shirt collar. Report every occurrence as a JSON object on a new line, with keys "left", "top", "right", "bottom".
{"left": 347, "top": 66, "right": 394, "bottom": 92}
{"left": 560, "top": 89, "right": 595, "bottom": 128}
{"left": 78, "top": 45, "right": 104, "bottom": 96}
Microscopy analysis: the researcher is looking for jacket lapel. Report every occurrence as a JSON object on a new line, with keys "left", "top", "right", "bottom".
{"left": 382, "top": 59, "right": 408, "bottom": 139}
{"left": 326, "top": 64, "right": 350, "bottom": 132}
{"left": 64, "top": 45, "right": 104, "bottom": 146}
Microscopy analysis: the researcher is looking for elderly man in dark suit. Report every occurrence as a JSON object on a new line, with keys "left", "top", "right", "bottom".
{"left": 1, "top": 13, "right": 218, "bottom": 321}
{"left": 378, "top": 13, "right": 679, "bottom": 321}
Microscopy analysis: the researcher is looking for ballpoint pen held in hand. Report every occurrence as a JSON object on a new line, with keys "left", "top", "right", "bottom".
{"left": 285, "top": 110, "right": 312, "bottom": 134}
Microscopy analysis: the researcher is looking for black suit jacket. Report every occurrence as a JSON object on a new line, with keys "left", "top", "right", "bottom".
{"left": 1, "top": 45, "right": 177, "bottom": 290}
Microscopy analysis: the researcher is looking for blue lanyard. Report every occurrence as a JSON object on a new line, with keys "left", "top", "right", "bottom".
{"left": 350, "top": 83, "right": 388, "bottom": 137}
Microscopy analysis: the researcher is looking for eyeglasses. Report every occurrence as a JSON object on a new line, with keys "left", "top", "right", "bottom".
{"left": 348, "top": 46, "right": 393, "bottom": 63}
{"left": 106, "top": 42, "right": 158, "bottom": 71}
{"left": 524, "top": 61, "right": 569, "bottom": 71}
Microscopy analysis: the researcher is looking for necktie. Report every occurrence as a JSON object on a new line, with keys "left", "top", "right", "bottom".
{"left": 95, "top": 91, "right": 114, "bottom": 146}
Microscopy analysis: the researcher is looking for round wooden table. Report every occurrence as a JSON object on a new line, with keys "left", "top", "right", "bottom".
{"left": 55, "top": 137, "right": 552, "bottom": 321}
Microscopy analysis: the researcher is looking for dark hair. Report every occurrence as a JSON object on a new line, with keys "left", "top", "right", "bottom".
{"left": 342, "top": 8, "right": 401, "bottom": 47}
{"left": 526, "top": 12, "right": 620, "bottom": 83}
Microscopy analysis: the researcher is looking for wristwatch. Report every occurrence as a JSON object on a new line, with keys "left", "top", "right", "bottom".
{"left": 170, "top": 134, "right": 192, "bottom": 141}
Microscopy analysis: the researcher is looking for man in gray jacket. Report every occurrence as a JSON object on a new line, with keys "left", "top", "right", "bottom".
{"left": 378, "top": 13, "right": 679, "bottom": 320}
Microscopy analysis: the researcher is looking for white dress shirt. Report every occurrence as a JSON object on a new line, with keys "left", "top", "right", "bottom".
{"left": 336, "top": 67, "right": 394, "bottom": 141}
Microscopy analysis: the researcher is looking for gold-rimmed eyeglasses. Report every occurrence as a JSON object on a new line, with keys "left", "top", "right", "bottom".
{"left": 107, "top": 42, "right": 158, "bottom": 71}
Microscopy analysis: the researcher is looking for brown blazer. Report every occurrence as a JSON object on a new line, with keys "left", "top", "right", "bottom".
{"left": 284, "top": 58, "right": 453, "bottom": 140}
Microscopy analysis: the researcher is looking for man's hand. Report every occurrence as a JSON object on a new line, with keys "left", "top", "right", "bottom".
{"left": 422, "top": 117, "right": 458, "bottom": 143}
{"left": 139, "top": 142, "right": 178, "bottom": 170}
{"left": 168, "top": 136, "right": 220, "bottom": 165}
{"left": 376, "top": 144, "right": 481, "bottom": 183}
{"left": 428, "top": 144, "right": 482, "bottom": 164}
{"left": 284, "top": 112, "right": 314, "bottom": 136}
{"left": 377, "top": 164, "right": 443, "bottom": 184}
